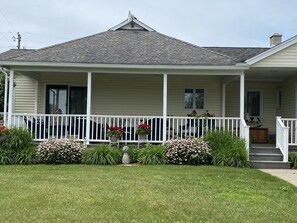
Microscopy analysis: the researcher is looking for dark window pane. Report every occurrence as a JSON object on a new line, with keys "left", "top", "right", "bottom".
{"left": 184, "top": 89, "right": 193, "bottom": 109}
{"left": 70, "top": 87, "right": 87, "bottom": 114}
{"left": 247, "top": 92, "right": 260, "bottom": 116}
{"left": 46, "top": 85, "right": 68, "bottom": 114}
{"left": 195, "top": 89, "right": 204, "bottom": 109}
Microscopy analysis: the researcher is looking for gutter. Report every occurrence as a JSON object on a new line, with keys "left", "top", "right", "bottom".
{"left": 0, "top": 67, "right": 10, "bottom": 126}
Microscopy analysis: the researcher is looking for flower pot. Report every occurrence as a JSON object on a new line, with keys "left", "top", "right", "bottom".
{"left": 110, "top": 135, "right": 118, "bottom": 143}
{"left": 138, "top": 134, "right": 148, "bottom": 141}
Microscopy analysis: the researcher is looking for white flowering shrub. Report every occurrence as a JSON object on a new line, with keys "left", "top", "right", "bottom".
{"left": 165, "top": 138, "right": 211, "bottom": 165}
{"left": 36, "top": 138, "right": 84, "bottom": 164}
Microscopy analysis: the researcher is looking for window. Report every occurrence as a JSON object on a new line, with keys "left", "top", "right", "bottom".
{"left": 277, "top": 89, "right": 282, "bottom": 108}
{"left": 184, "top": 89, "right": 204, "bottom": 109}
{"left": 246, "top": 90, "right": 262, "bottom": 117}
{"left": 46, "top": 85, "right": 68, "bottom": 114}
{"left": 46, "top": 85, "right": 87, "bottom": 114}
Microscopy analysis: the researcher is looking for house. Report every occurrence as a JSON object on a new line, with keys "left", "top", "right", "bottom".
{"left": 0, "top": 12, "right": 296, "bottom": 168}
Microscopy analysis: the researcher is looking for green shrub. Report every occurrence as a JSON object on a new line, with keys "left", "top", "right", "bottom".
{"left": 165, "top": 138, "right": 211, "bottom": 165}
{"left": 10, "top": 127, "right": 33, "bottom": 151}
{"left": 127, "top": 145, "right": 140, "bottom": 163}
{"left": 204, "top": 131, "right": 250, "bottom": 168}
{"left": 0, "top": 126, "right": 32, "bottom": 151}
{"left": 0, "top": 126, "right": 34, "bottom": 164}
{"left": 0, "top": 126, "right": 13, "bottom": 150}
{"left": 138, "top": 144, "right": 167, "bottom": 165}
{"left": 82, "top": 145, "right": 122, "bottom": 165}
{"left": 289, "top": 152, "right": 297, "bottom": 169}
{"left": 36, "top": 139, "right": 84, "bottom": 164}
{"left": 15, "top": 147, "right": 36, "bottom": 165}
{"left": 0, "top": 149, "right": 14, "bottom": 164}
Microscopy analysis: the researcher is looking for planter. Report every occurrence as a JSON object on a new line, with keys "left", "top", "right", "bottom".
{"left": 110, "top": 135, "right": 119, "bottom": 147}
{"left": 138, "top": 134, "right": 148, "bottom": 141}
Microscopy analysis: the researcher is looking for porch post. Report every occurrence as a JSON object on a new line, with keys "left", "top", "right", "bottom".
{"left": 86, "top": 72, "right": 92, "bottom": 145}
{"left": 34, "top": 80, "right": 38, "bottom": 113}
{"left": 240, "top": 74, "right": 245, "bottom": 119}
{"left": 3, "top": 72, "right": 8, "bottom": 126}
{"left": 162, "top": 74, "right": 168, "bottom": 143}
{"left": 7, "top": 70, "right": 14, "bottom": 127}
{"left": 222, "top": 83, "right": 226, "bottom": 117}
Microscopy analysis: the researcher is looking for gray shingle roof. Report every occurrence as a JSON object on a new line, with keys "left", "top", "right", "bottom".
{"left": 1, "top": 30, "right": 238, "bottom": 66}
{"left": 0, "top": 49, "right": 35, "bottom": 60}
{"left": 205, "top": 47, "right": 269, "bottom": 63}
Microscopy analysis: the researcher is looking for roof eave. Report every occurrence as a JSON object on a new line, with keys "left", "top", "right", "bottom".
{"left": 0, "top": 61, "right": 248, "bottom": 74}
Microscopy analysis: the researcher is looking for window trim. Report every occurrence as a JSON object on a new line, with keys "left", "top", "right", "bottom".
{"left": 245, "top": 89, "right": 263, "bottom": 118}
{"left": 183, "top": 88, "right": 205, "bottom": 110}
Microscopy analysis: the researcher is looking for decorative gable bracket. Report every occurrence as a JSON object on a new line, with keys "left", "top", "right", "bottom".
{"left": 109, "top": 11, "right": 155, "bottom": 31}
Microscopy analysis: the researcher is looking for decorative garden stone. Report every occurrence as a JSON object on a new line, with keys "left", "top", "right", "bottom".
{"left": 122, "top": 146, "right": 130, "bottom": 164}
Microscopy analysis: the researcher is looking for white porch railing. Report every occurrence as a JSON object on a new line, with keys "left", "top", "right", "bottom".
{"left": 10, "top": 114, "right": 248, "bottom": 144}
{"left": 277, "top": 117, "right": 289, "bottom": 162}
{"left": 166, "top": 116, "right": 241, "bottom": 139}
{"left": 281, "top": 117, "right": 297, "bottom": 146}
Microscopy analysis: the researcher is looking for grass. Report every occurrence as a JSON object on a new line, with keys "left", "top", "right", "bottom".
{"left": 0, "top": 165, "right": 296, "bottom": 223}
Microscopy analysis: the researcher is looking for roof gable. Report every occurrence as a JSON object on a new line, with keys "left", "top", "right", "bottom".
{"left": 246, "top": 35, "right": 297, "bottom": 65}
{"left": 109, "top": 11, "right": 154, "bottom": 31}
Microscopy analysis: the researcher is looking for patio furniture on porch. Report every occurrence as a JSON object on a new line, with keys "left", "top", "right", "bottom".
{"left": 74, "top": 118, "right": 109, "bottom": 140}
{"left": 24, "top": 116, "right": 46, "bottom": 139}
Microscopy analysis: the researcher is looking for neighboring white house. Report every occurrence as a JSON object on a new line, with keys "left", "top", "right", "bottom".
{"left": 0, "top": 12, "right": 297, "bottom": 167}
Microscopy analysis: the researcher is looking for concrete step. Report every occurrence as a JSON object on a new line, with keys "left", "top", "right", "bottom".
{"left": 249, "top": 153, "right": 283, "bottom": 161}
{"left": 250, "top": 161, "right": 291, "bottom": 169}
{"left": 250, "top": 147, "right": 282, "bottom": 154}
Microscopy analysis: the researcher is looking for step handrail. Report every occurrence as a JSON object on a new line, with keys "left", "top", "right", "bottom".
{"left": 276, "top": 116, "right": 289, "bottom": 162}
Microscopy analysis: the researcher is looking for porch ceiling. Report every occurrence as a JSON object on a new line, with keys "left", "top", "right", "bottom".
{"left": 245, "top": 67, "right": 297, "bottom": 81}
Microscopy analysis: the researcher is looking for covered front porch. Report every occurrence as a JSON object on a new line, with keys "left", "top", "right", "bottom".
{"left": 3, "top": 67, "right": 250, "bottom": 148}
{"left": 3, "top": 64, "right": 297, "bottom": 163}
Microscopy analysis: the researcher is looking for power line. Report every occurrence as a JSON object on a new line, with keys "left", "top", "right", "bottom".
{"left": 0, "top": 9, "right": 28, "bottom": 49}
{"left": 0, "top": 32, "right": 15, "bottom": 48}
{"left": 0, "top": 9, "right": 17, "bottom": 34}
{"left": 23, "top": 32, "right": 69, "bottom": 40}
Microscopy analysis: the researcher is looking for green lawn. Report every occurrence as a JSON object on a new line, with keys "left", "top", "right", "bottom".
{"left": 0, "top": 165, "right": 296, "bottom": 223}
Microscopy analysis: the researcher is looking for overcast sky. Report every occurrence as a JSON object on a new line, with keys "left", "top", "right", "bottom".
{"left": 0, "top": 0, "right": 297, "bottom": 53}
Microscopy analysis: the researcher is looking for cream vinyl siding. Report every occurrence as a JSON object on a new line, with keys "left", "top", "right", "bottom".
{"left": 37, "top": 73, "right": 87, "bottom": 113}
{"left": 226, "top": 81, "right": 277, "bottom": 134}
{"left": 276, "top": 77, "right": 297, "bottom": 118}
{"left": 168, "top": 75, "right": 222, "bottom": 116}
{"left": 253, "top": 43, "right": 297, "bottom": 67}
{"left": 14, "top": 74, "right": 36, "bottom": 113}
{"left": 36, "top": 73, "right": 222, "bottom": 116}
{"left": 92, "top": 74, "right": 163, "bottom": 115}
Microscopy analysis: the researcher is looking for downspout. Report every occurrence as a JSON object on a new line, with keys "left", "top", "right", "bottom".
{"left": 0, "top": 67, "right": 9, "bottom": 126}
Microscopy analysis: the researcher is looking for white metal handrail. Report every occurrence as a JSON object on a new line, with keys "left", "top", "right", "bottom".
{"left": 276, "top": 116, "right": 289, "bottom": 162}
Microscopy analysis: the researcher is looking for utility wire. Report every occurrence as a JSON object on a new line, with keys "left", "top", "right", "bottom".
{"left": 23, "top": 32, "right": 70, "bottom": 40}
{"left": 0, "top": 9, "right": 28, "bottom": 49}
{"left": 0, "top": 32, "right": 15, "bottom": 48}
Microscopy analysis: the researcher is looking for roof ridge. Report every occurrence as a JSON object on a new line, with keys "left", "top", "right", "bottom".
{"left": 154, "top": 31, "right": 237, "bottom": 62}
